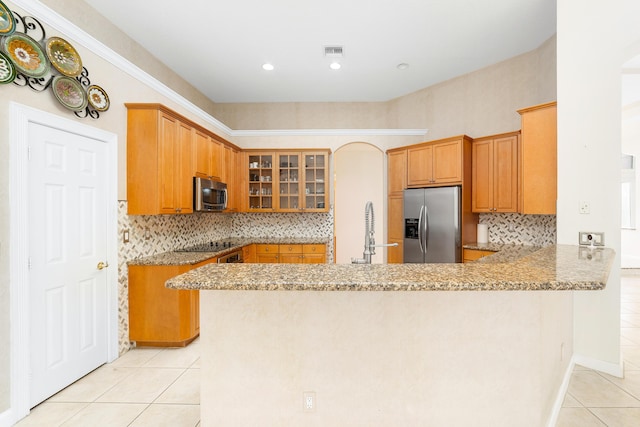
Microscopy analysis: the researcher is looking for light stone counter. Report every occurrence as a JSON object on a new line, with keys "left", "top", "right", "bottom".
{"left": 166, "top": 244, "right": 614, "bottom": 291}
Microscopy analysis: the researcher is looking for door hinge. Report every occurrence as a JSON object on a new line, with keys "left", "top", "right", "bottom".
{"left": 28, "top": 257, "right": 31, "bottom": 270}
{"left": 27, "top": 146, "right": 31, "bottom": 160}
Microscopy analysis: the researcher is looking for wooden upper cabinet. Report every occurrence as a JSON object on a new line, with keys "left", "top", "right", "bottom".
{"left": 127, "top": 103, "right": 238, "bottom": 215}
{"left": 387, "top": 149, "right": 407, "bottom": 196}
{"left": 472, "top": 133, "right": 519, "bottom": 213}
{"left": 127, "top": 105, "right": 193, "bottom": 215}
{"left": 518, "top": 102, "right": 557, "bottom": 214}
{"left": 407, "top": 137, "right": 464, "bottom": 187}
{"left": 222, "top": 145, "right": 239, "bottom": 212}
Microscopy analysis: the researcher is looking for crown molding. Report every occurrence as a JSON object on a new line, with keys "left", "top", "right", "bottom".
{"left": 11, "top": 0, "right": 428, "bottom": 139}
{"left": 233, "top": 129, "right": 428, "bottom": 137}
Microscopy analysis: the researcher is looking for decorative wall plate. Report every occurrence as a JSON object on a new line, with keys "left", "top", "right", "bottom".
{"left": 51, "top": 75, "right": 88, "bottom": 111}
{"left": 87, "top": 85, "right": 109, "bottom": 111}
{"left": 46, "top": 36, "right": 83, "bottom": 77}
{"left": 0, "top": 50, "right": 15, "bottom": 84}
{"left": 0, "top": 0, "right": 15, "bottom": 36}
{"left": 2, "top": 33, "right": 49, "bottom": 78}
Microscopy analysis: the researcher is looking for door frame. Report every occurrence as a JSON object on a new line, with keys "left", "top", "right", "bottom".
{"left": 8, "top": 102, "right": 119, "bottom": 421}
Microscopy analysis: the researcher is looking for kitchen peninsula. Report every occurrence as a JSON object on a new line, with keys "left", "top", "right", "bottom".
{"left": 167, "top": 245, "right": 614, "bottom": 426}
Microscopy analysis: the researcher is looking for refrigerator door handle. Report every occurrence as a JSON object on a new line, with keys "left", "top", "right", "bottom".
{"left": 418, "top": 205, "right": 425, "bottom": 254}
{"left": 423, "top": 204, "right": 429, "bottom": 253}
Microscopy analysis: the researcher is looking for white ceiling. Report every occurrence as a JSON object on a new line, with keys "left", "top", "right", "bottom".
{"left": 83, "top": 0, "right": 557, "bottom": 103}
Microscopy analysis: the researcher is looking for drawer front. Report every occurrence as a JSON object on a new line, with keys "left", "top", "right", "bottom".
{"left": 280, "top": 244, "right": 303, "bottom": 254}
{"left": 256, "top": 244, "right": 279, "bottom": 254}
{"left": 303, "top": 244, "right": 326, "bottom": 254}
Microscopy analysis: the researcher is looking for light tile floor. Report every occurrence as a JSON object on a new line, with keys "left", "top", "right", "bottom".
{"left": 15, "top": 340, "right": 201, "bottom": 426}
{"left": 557, "top": 270, "right": 640, "bottom": 427}
{"left": 14, "top": 271, "right": 640, "bottom": 426}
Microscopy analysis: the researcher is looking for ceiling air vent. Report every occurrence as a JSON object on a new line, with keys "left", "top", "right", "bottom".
{"left": 324, "top": 46, "right": 344, "bottom": 57}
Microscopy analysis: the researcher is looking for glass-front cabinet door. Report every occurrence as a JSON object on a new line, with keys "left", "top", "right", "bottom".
{"left": 248, "top": 153, "right": 274, "bottom": 210}
{"left": 278, "top": 153, "right": 300, "bottom": 211}
{"left": 303, "top": 153, "right": 327, "bottom": 211}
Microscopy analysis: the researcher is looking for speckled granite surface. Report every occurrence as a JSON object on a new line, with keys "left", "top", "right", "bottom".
{"left": 128, "top": 237, "right": 331, "bottom": 266}
{"left": 463, "top": 243, "right": 541, "bottom": 263}
{"left": 166, "top": 244, "right": 614, "bottom": 292}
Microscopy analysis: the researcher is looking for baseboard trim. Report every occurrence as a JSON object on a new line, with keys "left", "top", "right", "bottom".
{"left": 546, "top": 357, "right": 576, "bottom": 427}
{"left": 573, "top": 353, "right": 624, "bottom": 378}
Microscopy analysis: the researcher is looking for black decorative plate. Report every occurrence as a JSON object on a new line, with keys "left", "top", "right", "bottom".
{"left": 46, "top": 36, "right": 83, "bottom": 77}
{"left": 2, "top": 32, "right": 49, "bottom": 78}
{"left": 51, "top": 75, "right": 88, "bottom": 111}
{"left": 0, "top": 0, "right": 15, "bottom": 36}
{"left": 87, "top": 84, "right": 109, "bottom": 111}
{"left": 0, "top": 50, "right": 15, "bottom": 84}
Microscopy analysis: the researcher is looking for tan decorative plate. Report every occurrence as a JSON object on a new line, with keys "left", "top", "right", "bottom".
{"left": 46, "top": 36, "right": 82, "bottom": 77}
{"left": 0, "top": 0, "right": 15, "bottom": 36}
{"left": 51, "top": 75, "right": 87, "bottom": 111}
{"left": 87, "top": 84, "right": 109, "bottom": 111}
{"left": 2, "top": 32, "right": 49, "bottom": 78}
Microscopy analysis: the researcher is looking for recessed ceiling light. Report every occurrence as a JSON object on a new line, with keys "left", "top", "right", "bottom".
{"left": 397, "top": 63, "right": 409, "bottom": 70}
{"left": 330, "top": 62, "right": 341, "bottom": 70}
{"left": 262, "top": 63, "right": 274, "bottom": 71}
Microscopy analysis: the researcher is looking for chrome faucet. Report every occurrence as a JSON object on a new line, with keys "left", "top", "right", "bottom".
{"left": 351, "top": 201, "right": 398, "bottom": 264}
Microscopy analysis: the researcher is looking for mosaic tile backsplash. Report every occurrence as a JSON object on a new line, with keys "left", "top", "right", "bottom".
{"left": 117, "top": 201, "right": 334, "bottom": 354}
{"left": 478, "top": 213, "right": 556, "bottom": 246}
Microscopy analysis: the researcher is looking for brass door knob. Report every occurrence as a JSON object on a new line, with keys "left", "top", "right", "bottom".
{"left": 97, "top": 261, "right": 109, "bottom": 270}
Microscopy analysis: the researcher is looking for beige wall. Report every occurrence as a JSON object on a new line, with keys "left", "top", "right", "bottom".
{"left": 212, "top": 35, "right": 557, "bottom": 139}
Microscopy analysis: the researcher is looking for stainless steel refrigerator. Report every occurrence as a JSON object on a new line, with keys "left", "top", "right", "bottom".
{"left": 403, "top": 186, "right": 461, "bottom": 263}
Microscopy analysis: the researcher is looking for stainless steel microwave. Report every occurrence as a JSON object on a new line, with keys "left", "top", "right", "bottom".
{"left": 194, "top": 177, "right": 227, "bottom": 212}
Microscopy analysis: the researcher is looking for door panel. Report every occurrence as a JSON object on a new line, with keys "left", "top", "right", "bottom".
{"left": 403, "top": 189, "right": 425, "bottom": 263}
{"left": 424, "top": 187, "right": 461, "bottom": 263}
{"left": 29, "top": 122, "right": 108, "bottom": 407}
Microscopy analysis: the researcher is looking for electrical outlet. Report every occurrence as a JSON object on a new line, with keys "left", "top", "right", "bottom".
{"left": 303, "top": 391, "right": 316, "bottom": 412}
{"left": 579, "top": 201, "right": 590, "bottom": 214}
{"left": 578, "top": 231, "right": 605, "bottom": 246}
{"left": 123, "top": 230, "right": 130, "bottom": 243}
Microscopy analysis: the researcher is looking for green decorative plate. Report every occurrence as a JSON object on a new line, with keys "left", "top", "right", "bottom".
{"left": 87, "top": 84, "right": 109, "bottom": 111}
{"left": 0, "top": 0, "right": 15, "bottom": 36}
{"left": 46, "top": 36, "right": 83, "bottom": 77}
{"left": 51, "top": 75, "right": 88, "bottom": 112}
{"left": 0, "top": 50, "right": 16, "bottom": 84}
{"left": 2, "top": 32, "right": 49, "bottom": 78}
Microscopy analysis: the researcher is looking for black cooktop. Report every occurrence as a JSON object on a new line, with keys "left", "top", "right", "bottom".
{"left": 177, "top": 241, "right": 239, "bottom": 252}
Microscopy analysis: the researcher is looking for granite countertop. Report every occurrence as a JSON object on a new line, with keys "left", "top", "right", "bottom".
{"left": 166, "top": 244, "right": 614, "bottom": 292}
{"left": 463, "top": 243, "right": 542, "bottom": 263}
{"left": 128, "top": 237, "right": 331, "bottom": 266}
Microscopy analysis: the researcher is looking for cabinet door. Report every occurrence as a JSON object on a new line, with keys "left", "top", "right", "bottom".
{"left": 432, "top": 139, "right": 462, "bottom": 183}
{"left": 193, "top": 130, "right": 211, "bottom": 178}
{"left": 242, "top": 244, "right": 257, "bottom": 263}
{"left": 472, "top": 140, "right": 493, "bottom": 213}
{"left": 256, "top": 244, "right": 279, "bottom": 262}
{"left": 277, "top": 153, "right": 301, "bottom": 211}
{"left": 210, "top": 139, "right": 222, "bottom": 180}
{"left": 176, "top": 122, "right": 193, "bottom": 213}
{"left": 302, "top": 244, "right": 326, "bottom": 264}
{"left": 519, "top": 103, "right": 557, "bottom": 214}
{"left": 388, "top": 150, "right": 407, "bottom": 196}
{"left": 407, "top": 145, "right": 433, "bottom": 186}
{"left": 387, "top": 238, "right": 403, "bottom": 264}
{"left": 302, "top": 152, "right": 328, "bottom": 211}
{"left": 280, "top": 244, "right": 303, "bottom": 263}
{"left": 158, "top": 113, "right": 178, "bottom": 214}
{"left": 248, "top": 153, "right": 275, "bottom": 211}
{"left": 222, "top": 146, "right": 238, "bottom": 211}
{"left": 493, "top": 135, "right": 518, "bottom": 213}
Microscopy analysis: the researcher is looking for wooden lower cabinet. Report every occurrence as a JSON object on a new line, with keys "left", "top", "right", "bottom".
{"left": 462, "top": 248, "right": 496, "bottom": 263}
{"left": 242, "top": 244, "right": 256, "bottom": 263}
{"left": 128, "top": 258, "right": 216, "bottom": 347}
{"left": 254, "top": 243, "right": 326, "bottom": 263}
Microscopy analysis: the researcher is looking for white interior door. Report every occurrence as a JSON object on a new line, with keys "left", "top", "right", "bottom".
{"left": 28, "top": 122, "right": 109, "bottom": 407}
